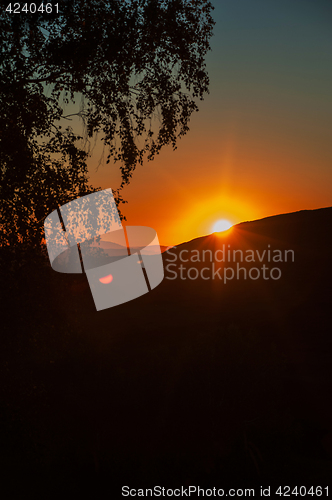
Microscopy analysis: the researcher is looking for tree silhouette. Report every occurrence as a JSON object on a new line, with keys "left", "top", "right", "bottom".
{"left": 0, "top": 0, "right": 214, "bottom": 248}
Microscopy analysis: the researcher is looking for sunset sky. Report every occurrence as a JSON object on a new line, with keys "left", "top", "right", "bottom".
{"left": 87, "top": 0, "right": 332, "bottom": 246}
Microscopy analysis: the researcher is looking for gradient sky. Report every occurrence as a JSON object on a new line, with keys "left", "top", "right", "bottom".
{"left": 87, "top": 0, "right": 332, "bottom": 245}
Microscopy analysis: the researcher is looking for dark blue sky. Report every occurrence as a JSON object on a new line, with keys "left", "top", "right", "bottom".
{"left": 90, "top": 0, "right": 332, "bottom": 244}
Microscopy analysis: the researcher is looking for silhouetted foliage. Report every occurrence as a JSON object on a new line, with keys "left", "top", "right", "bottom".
{"left": 0, "top": 0, "right": 214, "bottom": 248}
{"left": 1, "top": 208, "right": 332, "bottom": 494}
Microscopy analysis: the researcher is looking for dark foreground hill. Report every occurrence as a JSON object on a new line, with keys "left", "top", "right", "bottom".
{"left": 1, "top": 207, "right": 332, "bottom": 496}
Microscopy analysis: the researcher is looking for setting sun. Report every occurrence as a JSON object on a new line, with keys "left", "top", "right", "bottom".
{"left": 212, "top": 219, "right": 233, "bottom": 233}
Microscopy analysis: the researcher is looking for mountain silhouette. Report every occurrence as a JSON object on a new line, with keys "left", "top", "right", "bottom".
{"left": 160, "top": 206, "right": 332, "bottom": 327}
{"left": 1, "top": 207, "right": 332, "bottom": 494}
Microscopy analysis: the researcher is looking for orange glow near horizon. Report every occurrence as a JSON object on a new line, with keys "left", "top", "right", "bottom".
{"left": 168, "top": 193, "right": 260, "bottom": 245}
{"left": 88, "top": 95, "right": 332, "bottom": 247}
{"left": 86, "top": 79, "right": 332, "bottom": 247}
{"left": 89, "top": 151, "right": 332, "bottom": 247}
{"left": 67, "top": 1, "right": 332, "bottom": 248}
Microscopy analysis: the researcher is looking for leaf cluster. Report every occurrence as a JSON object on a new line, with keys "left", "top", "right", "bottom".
{"left": 0, "top": 0, "right": 214, "bottom": 248}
